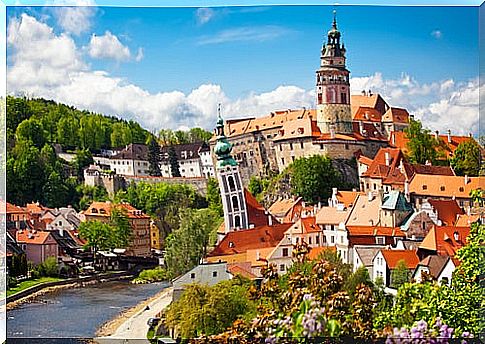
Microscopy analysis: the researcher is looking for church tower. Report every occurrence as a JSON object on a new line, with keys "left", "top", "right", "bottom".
{"left": 214, "top": 108, "right": 249, "bottom": 235}
{"left": 316, "top": 11, "right": 353, "bottom": 135}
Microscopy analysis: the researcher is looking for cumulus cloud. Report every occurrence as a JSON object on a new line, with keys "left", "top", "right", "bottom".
{"left": 87, "top": 31, "right": 133, "bottom": 62}
{"left": 50, "top": 0, "right": 98, "bottom": 36}
{"left": 6, "top": 13, "right": 479, "bottom": 136}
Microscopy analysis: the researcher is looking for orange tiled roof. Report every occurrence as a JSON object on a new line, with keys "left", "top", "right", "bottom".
{"left": 315, "top": 206, "right": 350, "bottom": 225}
{"left": 428, "top": 199, "right": 464, "bottom": 226}
{"left": 208, "top": 223, "right": 291, "bottom": 256}
{"left": 347, "top": 226, "right": 406, "bottom": 237}
{"left": 227, "top": 262, "right": 257, "bottom": 279}
{"left": 335, "top": 191, "right": 359, "bottom": 208}
{"left": 287, "top": 217, "right": 320, "bottom": 235}
{"left": 25, "top": 202, "right": 51, "bottom": 214}
{"left": 420, "top": 226, "right": 470, "bottom": 256}
{"left": 7, "top": 202, "right": 27, "bottom": 214}
{"left": 358, "top": 155, "right": 374, "bottom": 166}
{"left": 381, "top": 249, "right": 419, "bottom": 269}
{"left": 351, "top": 94, "right": 388, "bottom": 116}
{"left": 306, "top": 246, "right": 337, "bottom": 260}
{"left": 244, "top": 189, "right": 274, "bottom": 227}
{"left": 353, "top": 107, "right": 383, "bottom": 122}
{"left": 269, "top": 197, "right": 303, "bottom": 218}
{"left": 362, "top": 148, "right": 404, "bottom": 179}
{"left": 16, "top": 230, "right": 52, "bottom": 245}
{"left": 409, "top": 175, "right": 484, "bottom": 199}
{"left": 273, "top": 118, "right": 321, "bottom": 141}
{"left": 455, "top": 214, "right": 480, "bottom": 227}
{"left": 382, "top": 107, "right": 409, "bottom": 124}
{"left": 84, "top": 202, "right": 150, "bottom": 219}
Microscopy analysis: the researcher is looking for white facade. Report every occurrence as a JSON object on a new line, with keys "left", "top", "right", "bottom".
{"left": 92, "top": 156, "right": 150, "bottom": 177}
{"left": 200, "top": 150, "right": 215, "bottom": 178}
{"left": 372, "top": 251, "right": 388, "bottom": 286}
{"left": 160, "top": 158, "right": 202, "bottom": 178}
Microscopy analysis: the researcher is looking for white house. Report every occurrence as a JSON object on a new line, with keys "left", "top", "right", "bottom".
{"left": 372, "top": 249, "right": 419, "bottom": 288}
{"left": 160, "top": 142, "right": 215, "bottom": 178}
{"left": 412, "top": 255, "right": 458, "bottom": 286}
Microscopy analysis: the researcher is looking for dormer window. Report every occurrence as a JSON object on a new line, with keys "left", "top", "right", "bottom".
{"left": 440, "top": 186, "right": 445, "bottom": 191}
{"left": 422, "top": 185, "right": 428, "bottom": 190}
{"left": 91, "top": 208, "right": 98, "bottom": 213}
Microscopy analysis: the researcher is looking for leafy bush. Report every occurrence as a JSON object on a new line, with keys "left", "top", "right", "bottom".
{"left": 134, "top": 267, "right": 168, "bottom": 283}
{"left": 35, "top": 256, "right": 59, "bottom": 277}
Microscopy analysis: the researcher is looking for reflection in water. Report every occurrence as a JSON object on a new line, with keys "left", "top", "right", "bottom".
{"left": 7, "top": 280, "right": 168, "bottom": 338}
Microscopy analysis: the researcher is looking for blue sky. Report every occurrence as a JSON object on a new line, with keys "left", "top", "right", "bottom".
{"left": 5, "top": 4, "right": 481, "bottom": 134}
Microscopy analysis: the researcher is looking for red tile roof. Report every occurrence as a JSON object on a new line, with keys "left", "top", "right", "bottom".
{"left": 353, "top": 107, "right": 383, "bottom": 122}
{"left": 346, "top": 226, "right": 406, "bottom": 237}
{"left": 208, "top": 223, "right": 291, "bottom": 256}
{"left": 16, "top": 230, "right": 53, "bottom": 245}
{"left": 381, "top": 249, "right": 419, "bottom": 269}
{"left": 382, "top": 107, "right": 409, "bottom": 124}
{"left": 245, "top": 189, "right": 274, "bottom": 227}
{"left": 227, "top": 262, "right": 257, "bottom": 279}
{"left": 420, "top": 226, "right": 470, "bottom": 257}
{"left": 306, "top": 246, "right": 337, "bottom": 260}
{"left": 6, "top": 202, "right": 26, "bottom": 214}
{"left": 428, "top": 199, "right": 464, "bottom": 226}
{"left": 84, "top": 202, "right": 150, "bottom": 219}
{"left": 335, "top": 191, "right": 359, "bottom": 208}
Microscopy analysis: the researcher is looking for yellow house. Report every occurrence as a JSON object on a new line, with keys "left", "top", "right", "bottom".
{"left": 150, "top": 221, "right": 162, "bottom": 252}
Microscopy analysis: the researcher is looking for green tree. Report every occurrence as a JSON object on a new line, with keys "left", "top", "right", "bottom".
{"left": 168, "top": 146, "right": 181, "bottom": 177}
{"left": 289, "top": 155, "right": 344, "bottom": 204}
{"left": 109, "top": 206, "right": 132, "bottom": 249}
{"left": 187, "top": 127, "right": 213, "bottom": 143}
{"left": 159, "top": 129, "right": 176, "bottom": 145}
{"left": 450, "top": 139, "right": 481, "bottom": 176}
{"left": 404, "top": 119, "right": 445, "bottom": 164}
{"left": 147, "top": 136, "right": 162, "bottom": 176}
{"left": 390, "top": 259, "right": 410, "bottom": 289}
{"left": 15, "top": 117, "right": 45, "bottom": 148}
{"left": 206, "top": 177, "right": 223, "bottom": 217}
{"left": 344, "top": 266, "right": 373, "bottom": 301}
{"left": 57, "top": 115, "right": 79, "bottom": 148}
{"left": 71, "top": 149, "right": 94, "bottom": 179}
{"left": 43, "top": 171, "right": 70, "bottom": 208}
{"left": 164, "top": 208, "right": 219, "bottom": 277}
{"left": 78, "top": 220, "right": 114, "bottom": 261}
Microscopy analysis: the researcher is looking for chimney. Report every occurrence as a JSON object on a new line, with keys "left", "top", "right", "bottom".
{"left": 59, "top": 228, "right": 64, "bottom": 237}
{"left": 447, "top": 129, "right": 452, "bottom": 143}
{"left": 368, "top": 89, "right": 373, "bottom": 96}
{"left": 453, "top": 231, "right": 459, "bottom": 242}
{"left": 268, "top": 214, "right": 273, "bottom": 226}
{"left": 391, "top": 133, "right": 396, "bottom": 145}
{"left": 385, "top": 151, "right": 391, "bottom": 166}
{"left": 361, "top": 90, "right": 366, "bottom": 96}
{"left": 464, "top": 175, "right": 469, "bottom": 185}
{"left": 256, "top": 250, "right": 260, "bottom": 261}
{"left": 409, "top": 114, "right": 415, "bottom": 121}
{"left": 434, "top": 130, "right": 439, "bottom": 140}
{"left": 469, "top": 132, "right": 473, "bottom": 138}
{"left": 359, "top": 121, "right": 364, "bottom": 135}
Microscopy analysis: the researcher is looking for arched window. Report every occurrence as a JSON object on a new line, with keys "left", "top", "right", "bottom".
{"left": 228, "top": 176, "right": 236, "bottom": 192}
{"left": 232, "top": 196, "right": 239, "bottom": 210}
{"left": 234, "top": 215, "right": 241, "bottom": 228}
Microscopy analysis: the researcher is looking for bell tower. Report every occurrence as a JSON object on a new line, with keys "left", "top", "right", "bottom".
{"left": 316, "top": 11, "right": 353, "bottom": 135}
{"left": 214, "top": 105, "right": 249, "bottom": 236}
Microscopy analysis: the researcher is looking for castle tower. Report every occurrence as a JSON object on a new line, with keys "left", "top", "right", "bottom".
{"left": 316, "top": 11, "right": 353, "bottom": 135}
{"left": 214, "top": 107, "right": 249, "bottom": 234}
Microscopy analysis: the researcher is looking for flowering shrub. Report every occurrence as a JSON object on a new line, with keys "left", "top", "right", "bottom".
{"left": 385, "top": 318, "right": 474, "bottom": 344}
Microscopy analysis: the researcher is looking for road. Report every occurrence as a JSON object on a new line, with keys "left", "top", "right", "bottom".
{"left": 96, "top": 287, "right": 173, "bottom": 344}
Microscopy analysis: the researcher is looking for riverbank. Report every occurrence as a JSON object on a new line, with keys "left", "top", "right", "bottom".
{"left": 6, "top": 271, "right": 134, "bottom": 310}
{"left": 96, "top": 285, "right": 173, "bottom": 339}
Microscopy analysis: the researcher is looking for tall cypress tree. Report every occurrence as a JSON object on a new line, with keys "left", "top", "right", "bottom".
{"left": 168, "top": 146, "right": 181, "bottom": 177}
{"left": 147, "top": 136, "right": 162, "bottom": 176}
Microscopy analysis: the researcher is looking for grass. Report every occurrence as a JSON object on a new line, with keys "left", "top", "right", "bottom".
{"left": 7, "top": 277, "right": 64, "bottom": 297}
{"left": 147, "top": 327, "right": 155, "bottom": 341}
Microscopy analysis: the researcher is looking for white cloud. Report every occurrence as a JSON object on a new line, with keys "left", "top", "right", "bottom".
{"left": 50, "top": 0, "right": 97, "bottom": 36}
{"left": 135, "top": 47, "right": 144, "bottom": 62}
{"left": 6, "top": 14, "right": 479, "bottom": 137}
{"left": 197, "top": 26, "right": 293, "bottom": 45}
{"left": 196, "top": 8, "right": 215, "bottom": 25}
{"left": 431, "top": 30, "right": 443, "bottom": 39}
{"left": 87, "top": 31, "right": 132, "bottom": 62}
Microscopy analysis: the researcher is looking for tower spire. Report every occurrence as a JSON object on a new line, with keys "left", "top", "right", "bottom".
{"left": 332, "top": 9, "right": 337, "bottom": 29}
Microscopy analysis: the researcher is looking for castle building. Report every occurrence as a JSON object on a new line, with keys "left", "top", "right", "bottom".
{"left": 209, "top": 12, "right": 410, "bottom": 186}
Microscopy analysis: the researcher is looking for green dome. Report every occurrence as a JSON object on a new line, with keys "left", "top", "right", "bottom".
{"left": 214, "top": 139, "right": 232, "bottom": 157}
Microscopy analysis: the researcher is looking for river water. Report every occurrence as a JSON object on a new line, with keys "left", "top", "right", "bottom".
{"left": 7, "top": 280, "right": 169, "bottom": 340}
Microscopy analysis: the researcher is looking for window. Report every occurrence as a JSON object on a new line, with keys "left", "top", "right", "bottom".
{"left": 290, "top": 143, "right": 293, "bottom": 150}
{"left": 281, "top": 158, "right": 285, "bottom": 165}
{"left": 459, "top": 187, "right": 464, "bottom": 192}
{"left": 331, "top": 236, "right": 335, "bottom": 244}
{"left": 234, "top": 215, "right": 241, "bottom": 228}
{"left": 212, "top": 271, "right": 218, "bottom": 278}
{"left": 341, "top": 92, "right": 347, "bottom": 104}
{"left": 345, "top": 143, "right": 349, "bottom": 150}
{"left": 376, "top": 237, "right": 385, "bottom": 245}
{"left": 232, "top": 196, "right": 239, "bottom": 210}
{"left": 316, "top": 236, "right": 320, "bottom": 244}
{"left": 153, "top": 240, "right": 156, "bottom": 245}
{"left": 340, "top": 236, "right": 344, "bottom": 244}
{"left": 440, "top": 186, "right": 445, "bottom": 191}
{"left": 228, "top": 176, "right": 236, "bottom": 191}
{"left": 422, "top": 185, "right": 428, "bottom": 190}
{"left": 317, "top": 93, "right": 322, "bottom": 104}
{"left": 190, "top": 273, "right": 195, "bottom": 279}
{"left": 280, "top": 264, "right": 285, "bottom": 272}
{"left": 309, "top": 237, "right": 312, "bottom": 245}
{"left": 291, "top": 156, "right": 295, "bottom": 162}
{"left": 282, "top": 248, "right": 289, "bottom": 257}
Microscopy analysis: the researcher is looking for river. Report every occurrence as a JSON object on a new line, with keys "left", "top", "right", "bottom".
{"left": 6, "top": 280, "right": 170, "bottom": 341}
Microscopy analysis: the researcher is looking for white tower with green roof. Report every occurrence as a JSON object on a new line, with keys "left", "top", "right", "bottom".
{"left": 214, "top": 108, "right": 249, "bottom": 234}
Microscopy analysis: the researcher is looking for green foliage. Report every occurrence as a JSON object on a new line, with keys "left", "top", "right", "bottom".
{"left": 16, "top": 117, "right": 45, "bottom": 148}
{"left": 450, "top": 139, "right": 481, "bottom": 176}
{"left": 344, "top": 266, "right": 373, "bottom": 301}
{"left": 164, "top": 208, "right": 220, "bottom": 278}
{"left": 117, "top": 181, "right": 203, "bottom": 241}
{"left": 165, "top": 277, "right": 255, "bottom": 338}
{"left": 77, "top": 185, "right": 108, "bottom": 210}
{"left": 134, "top": 267, "right": 168, "bottom": 283}
{"left": 43, "top": 171, "right": 70, "bottom": 208}
{"left": 110, "top": 206, "right": 133, "bottom": 249}
{"left": 390, "top": 259, "right": 411, "bottom": 289}
{"left": 247, "top": 176, "right": 271, "bottom": 202}
{"left": 404, "top": 119, "right": 446, "bottom": 164}
{"left": 9, "top": 254, "right": 28, "bottom": 277}
{"left": 35, "top": 256, "right": 59, "bottom": 277}
{"left": 289, "top": 155, "right": 345, "bottom": 204}
{"left": 158, "top": 127, "right": 212, "bottom": 145}
{"left": 206, "top": 177, "right": 223, "bottom": 217}
{"left": 78, "top": 220, "right": 115, "bottom": 256}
